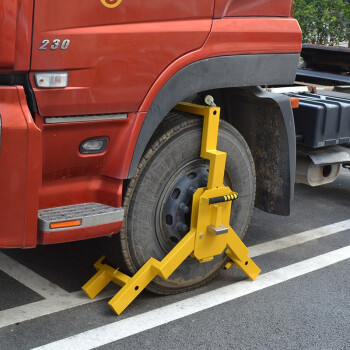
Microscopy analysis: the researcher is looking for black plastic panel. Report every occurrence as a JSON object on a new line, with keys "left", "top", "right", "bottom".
{"left": 301, "top": 44, "right": 350, "bottom": 72}
{"left": 291, "top": 91, "right": 350, "bottom": 148}
{"left": 0, "top": 74, "right": 38, "bottom": 113}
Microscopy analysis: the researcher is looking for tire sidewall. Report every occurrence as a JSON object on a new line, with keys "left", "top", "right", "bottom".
{"left": 122, "top": 118, "right": 255, "bottom": 293}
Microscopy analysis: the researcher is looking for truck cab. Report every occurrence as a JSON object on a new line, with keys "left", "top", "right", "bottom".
{"left": 0, "top": 0, "right": 301, "bottom": 293}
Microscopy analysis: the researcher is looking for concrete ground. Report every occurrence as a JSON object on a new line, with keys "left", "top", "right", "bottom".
{"left": 0, "top": 169, "right": 349, "bottom": 350}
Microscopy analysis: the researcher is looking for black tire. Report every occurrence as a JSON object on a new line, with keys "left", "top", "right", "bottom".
{"left": 107, "top": 112, "right": 256, "bottom": 295}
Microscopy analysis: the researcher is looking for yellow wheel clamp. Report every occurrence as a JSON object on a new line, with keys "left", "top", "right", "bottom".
{"left": 82, "top": 101, "right": 261, "bottom": 315}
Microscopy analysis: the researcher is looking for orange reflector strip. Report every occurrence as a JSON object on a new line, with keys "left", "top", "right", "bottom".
{"left": 290, "top": 97, "right": 300, "bottom": 109}
{"left": 50, "top": 219, "right": 82, "bottom": 229}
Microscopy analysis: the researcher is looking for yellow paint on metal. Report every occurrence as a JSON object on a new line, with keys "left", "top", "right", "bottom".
{"left": 83, "top": 102, "right": 261, "bottom": 315}
{"left": 100, "top": 0, "right": 123, "bottom": 9}
{"left": 212, "top": 205, "right": 222, "bottom": 228}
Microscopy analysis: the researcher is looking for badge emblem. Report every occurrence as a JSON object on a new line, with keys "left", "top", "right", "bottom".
{"left": 100, "top": 0, "right": 123, "bottom": 8}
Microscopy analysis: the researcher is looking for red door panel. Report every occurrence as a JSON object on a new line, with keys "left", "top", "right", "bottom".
{"left": 215, "top": 0, "right": 293, "bottom": 18}
{"left": 0, "top": 0, "right": 34, "bottom": 71}
{"left": 0, "top": 87, "right": 41, "bottom": 248}
{"left": 31, "top": 0, "right": 214, "bottom": 116}
{"left": 0, "top": 0, "right": 19, "bottom": 68}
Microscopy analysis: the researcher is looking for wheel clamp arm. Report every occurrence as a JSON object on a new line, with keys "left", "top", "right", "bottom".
{"left": 82, "top": 102, "right": 261, "bottom": 315}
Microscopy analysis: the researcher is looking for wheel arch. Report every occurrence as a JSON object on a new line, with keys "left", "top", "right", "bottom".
{"left": 128, "top": 54, "right": 298, "bottom": 215}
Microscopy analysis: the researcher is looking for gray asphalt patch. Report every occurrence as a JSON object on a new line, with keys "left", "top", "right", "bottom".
{"left": 99, "top": 260, "right": 350, "bottom": 350}
{"left": 0, "top": 270, "right": 43, "bottom": 311}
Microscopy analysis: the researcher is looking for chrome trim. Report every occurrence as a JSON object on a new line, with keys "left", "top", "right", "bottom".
{"left": 45, "top": 113, "right": 127, "bottom": 124}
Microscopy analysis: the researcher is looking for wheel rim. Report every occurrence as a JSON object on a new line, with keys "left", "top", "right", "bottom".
{"left": 155, "top": 159, "right": 232, "bottom": 254}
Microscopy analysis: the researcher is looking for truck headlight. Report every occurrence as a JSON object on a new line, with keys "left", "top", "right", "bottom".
{"left": 34, "top": 72, "right": 68, "bottom": 88}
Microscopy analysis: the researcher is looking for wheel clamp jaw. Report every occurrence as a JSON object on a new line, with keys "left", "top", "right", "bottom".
{"left": 82, "top": 102, "right": 261, "bottom": 315}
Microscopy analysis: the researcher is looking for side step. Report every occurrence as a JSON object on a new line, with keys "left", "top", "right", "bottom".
{"left": 38, "top": 203, "right": 124, "bottom": 232}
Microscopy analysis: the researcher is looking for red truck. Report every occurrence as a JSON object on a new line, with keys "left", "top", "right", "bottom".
{"left": 0, "top": 0, "right": 301, "bottom": 294}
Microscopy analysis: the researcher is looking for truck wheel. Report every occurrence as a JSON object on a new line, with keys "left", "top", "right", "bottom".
{"left": 107, "top": 112, "right": 256, "bottom": 295}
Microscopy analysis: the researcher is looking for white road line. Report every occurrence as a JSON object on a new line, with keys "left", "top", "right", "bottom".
{"left": 32, "top": 245, "right": 350, "bottom": 350}
{"left": 249, "top": 219, "right": 350, "bottom": 257}
{"left": 0, "top": 252, "right": 69, "bottom": 298}
{"left": 0, "top": 289, "right": 116, "bottom": 329}
{"left": 1, "top": 219, "right": 349, "bottom": 329}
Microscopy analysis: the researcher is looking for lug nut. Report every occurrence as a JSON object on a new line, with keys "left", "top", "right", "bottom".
{"left": 178, "top": 203, "right": 190, "bottom": 214}
{"left": 188, "top": 187, "right": 197, "bottom": 196}
{"left": 176, "top": 222, "right": 189, "bottom": 233}
{"left": 201, "top": 177, "right": 208, "bottom": 186}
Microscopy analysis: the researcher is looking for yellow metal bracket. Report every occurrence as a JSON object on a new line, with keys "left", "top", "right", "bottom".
{"left": 82, "top": 102, "right": 261, "bottom": 315}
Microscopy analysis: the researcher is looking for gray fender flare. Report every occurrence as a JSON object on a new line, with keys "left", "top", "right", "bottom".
{"left": 128, "top": 54, "right": 299, "bottom": 215}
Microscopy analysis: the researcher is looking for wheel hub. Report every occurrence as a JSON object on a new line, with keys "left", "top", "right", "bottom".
{"left": 156, "top": 160, "right": 209, "bottom": 253}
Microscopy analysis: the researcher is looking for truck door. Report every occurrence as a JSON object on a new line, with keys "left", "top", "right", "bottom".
{"left": 30, "top": 0, "right": 215, "bottom": 117}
